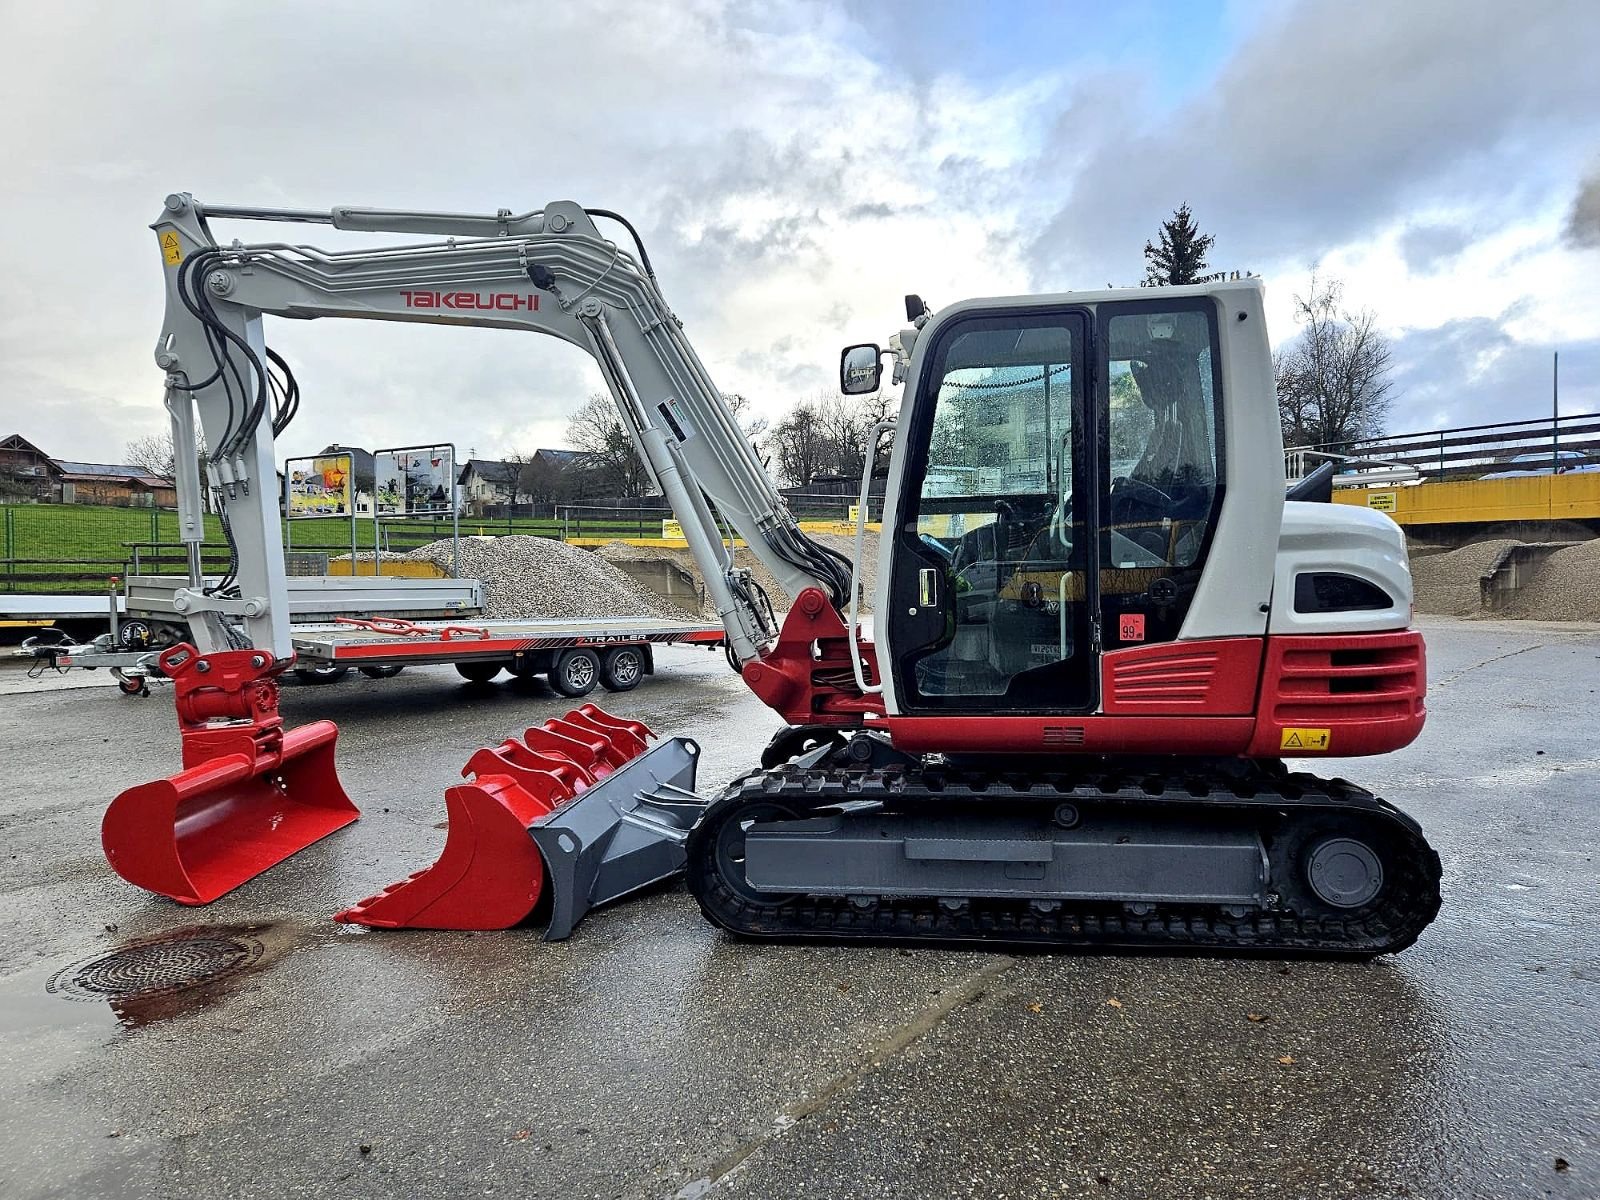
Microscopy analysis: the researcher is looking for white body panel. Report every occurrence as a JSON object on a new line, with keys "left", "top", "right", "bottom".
{"left": 1269, "top": 502, "right": 1414, "bottom": 634}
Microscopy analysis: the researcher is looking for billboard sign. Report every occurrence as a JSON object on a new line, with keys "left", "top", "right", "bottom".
{"left": 375, "top": 446, "right": 454, "bottom": 515}
{"left": 285, "top": 454, "right": 353, "bottom": 519}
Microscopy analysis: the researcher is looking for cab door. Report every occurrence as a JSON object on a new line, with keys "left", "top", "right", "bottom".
{"left": 885, "top": 307, "right": 1096, "bottom": 714}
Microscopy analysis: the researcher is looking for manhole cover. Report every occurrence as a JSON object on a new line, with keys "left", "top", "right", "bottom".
{"left": 47, "top": 930, "right": 265, "bottom": 1003}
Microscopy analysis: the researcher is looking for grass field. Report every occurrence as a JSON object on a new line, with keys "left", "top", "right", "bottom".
{"left": 0, "top": 504, "right": 669, "bottom": 591}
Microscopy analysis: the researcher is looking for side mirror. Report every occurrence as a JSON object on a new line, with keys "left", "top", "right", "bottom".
{"left": 840, "top": 344, "right": 882, "bottom": 395}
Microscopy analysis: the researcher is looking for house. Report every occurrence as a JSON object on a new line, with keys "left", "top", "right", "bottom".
{"left": 457, "top": 450, "right": 606, "bottom": 511}
{"left": 52, "top": 462, "right": 178, "bottom": 507}
{"left": 457, "top": 458, "right": 523, "bottom": 508}
{"left": 2, "top": 433, "right": 178, "bottom": 506}
{"left": 0, "top": 434, "right": 60, "bottom": 501}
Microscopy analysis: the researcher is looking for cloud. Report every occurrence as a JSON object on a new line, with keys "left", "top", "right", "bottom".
{"left": 0, "top": 0, "right": 1595, "bottom": 465}
{"left": 1397, "top": 222, "right": 1475, "bottom": 274}
{"left": 0, "top": 0, "right": 1047, "bottom": 460}
{"left": 1027, "top": 0, "right": 1600, "bottom": 288}
{"left": 1566, "top": 170, "right": 1600, "bottom": 248}
{"left": 1386, "top": 319, "right": 1598, "bottom": 431}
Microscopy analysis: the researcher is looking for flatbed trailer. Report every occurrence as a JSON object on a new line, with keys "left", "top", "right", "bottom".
{"left": 0, "top": 592, "right": 125, "bottom": 640}
{"left": 287, "top": 615, "right": 725, "bottom": 694}
{"left": 15, "top": 613, "right": 725, "bottom": 698}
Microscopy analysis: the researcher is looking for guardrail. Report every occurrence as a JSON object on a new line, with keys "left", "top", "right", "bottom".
{"left": 1291, "top": 412, "right": 1600, "bottom": 481}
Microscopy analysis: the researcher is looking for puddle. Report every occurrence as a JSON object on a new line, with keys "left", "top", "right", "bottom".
{"left": 0, "top": 922, "right": 304, "bottom": 1034}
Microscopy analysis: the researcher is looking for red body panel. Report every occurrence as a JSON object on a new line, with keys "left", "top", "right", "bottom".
{"left": 881, "top": 630, "right": 1426, "bottom": 759}
{"left": 1099, "top": 638, "right": 1263, "bottom": 715}
{"left": 885, "top": 713, "right": 1258, "bottom": 755}
{"left": 1243, "top": 629, "right": 1426, "bottom": 758}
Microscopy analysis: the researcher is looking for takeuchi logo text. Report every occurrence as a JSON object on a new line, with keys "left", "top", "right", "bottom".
{"left": 400, "top": 291, "right": 540, "bottom": 311}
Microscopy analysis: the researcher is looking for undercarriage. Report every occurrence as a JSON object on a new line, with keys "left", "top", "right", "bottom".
{"left": 686, "top": 749, "right": 1441, "bottom": 956}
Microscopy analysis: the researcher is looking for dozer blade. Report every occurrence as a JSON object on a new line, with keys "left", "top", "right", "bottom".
{"left": 102, "top": 645, "right": 359, "bottom": 905}
{"left": 334, "top": 706, "right": 705, "bottom": 938}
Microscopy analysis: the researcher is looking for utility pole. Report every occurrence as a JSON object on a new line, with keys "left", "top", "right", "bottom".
{"left": 1551, "top": 351, "right": 1560, "bottom": 473}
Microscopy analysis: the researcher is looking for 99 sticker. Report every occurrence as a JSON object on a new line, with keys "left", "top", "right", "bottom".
{"left": 1118, "top": 613, "right": 1146, "bottom": 642}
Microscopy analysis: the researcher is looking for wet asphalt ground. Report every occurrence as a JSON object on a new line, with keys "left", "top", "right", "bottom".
{"left": 0, "top": 615, "right": 1595, "bottom": 1199}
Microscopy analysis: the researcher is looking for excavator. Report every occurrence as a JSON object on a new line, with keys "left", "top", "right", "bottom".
{"left": 108, "top": 193, "right": 1440, "bottom": 954}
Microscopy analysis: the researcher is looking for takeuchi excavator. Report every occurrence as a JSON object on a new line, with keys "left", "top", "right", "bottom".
{"left": 108, "top": 193, "right": 1440, "bottom": 954}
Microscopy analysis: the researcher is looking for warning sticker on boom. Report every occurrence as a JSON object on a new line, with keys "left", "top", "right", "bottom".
{"left": 1280, "top": 727, "right": 1332, "bottom": 751}
{"left": 159, "top": 230, "right": 183, "bottom": 266}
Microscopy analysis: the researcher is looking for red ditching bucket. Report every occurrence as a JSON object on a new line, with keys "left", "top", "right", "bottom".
{"left": 102, "top": 645, "right": 359, "bottom": 905}
{"left": 334, "top": 704, "right": 698, "bottom": 937}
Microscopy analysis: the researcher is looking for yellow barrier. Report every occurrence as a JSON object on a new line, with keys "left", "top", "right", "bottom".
{"left": 326, "top": 559, "right": 449, "bottom": 578}
{"left": 1333, "top": 472, "right": 1600, "bottom": 526}
{"left": 567, "top": 522, "right": 882, "bottom": 551}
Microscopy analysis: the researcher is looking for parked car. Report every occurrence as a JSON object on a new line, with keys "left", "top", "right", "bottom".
{"left": 1479, "top": 450, "right": 1591, "bottom": 479}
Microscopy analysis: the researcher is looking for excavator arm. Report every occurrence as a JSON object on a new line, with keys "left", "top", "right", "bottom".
{"left": 151, "top": 193, "right": 853, "bottom": 663}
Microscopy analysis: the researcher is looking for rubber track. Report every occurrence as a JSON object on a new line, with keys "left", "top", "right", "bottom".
{"left": 685, "top": 762, "right": 1443, "bottom": 956}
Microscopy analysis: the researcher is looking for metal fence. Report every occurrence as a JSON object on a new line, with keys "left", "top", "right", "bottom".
{"left": 2, "top": 486, "right": 889, "bottom": 593}
{"left": 1290, "top": 412, "right": 1600, "bottom": 481}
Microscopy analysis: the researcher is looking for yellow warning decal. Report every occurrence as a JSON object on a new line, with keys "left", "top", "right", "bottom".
{"left": 159, "top": 230, "right": 183, "bottom": 266}
{"left": 1280, "top": 727, "right": 1332, "bottom": 752}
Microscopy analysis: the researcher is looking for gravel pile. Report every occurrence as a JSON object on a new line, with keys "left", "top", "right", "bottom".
{"left": 1500, "top": 538, "right": 1600, "bottom": 622}
{"left": 1409, "top": 539, "right": 1520, "bottom": 616}
{"left": 597, "top": 529, "right": 880, "bottom": 615}
{"left": 404, "top": 536, "right": 700, "bottom": 622}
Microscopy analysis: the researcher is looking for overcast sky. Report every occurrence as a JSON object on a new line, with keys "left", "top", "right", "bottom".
{"left": 2, "top": 0, "right": 1596, "bottom": 464}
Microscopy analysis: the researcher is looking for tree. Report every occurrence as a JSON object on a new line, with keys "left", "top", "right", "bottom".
{"left": 765, "top": 398, "right": 832, "bottom": 487}
{"left": 126, "top": 430, "right": 208, "bottom": 486}
{"left": 721, "top": 392, "right": 769, "bottom": 440}
{"left": 125, "top": 432, "right": 182, "bottom": 481}
{"left": 503, "top": 452, "right": 550, "bottom": 505}
{"left": 565, "top": 392, "right": 652, "bottom": 498}
{"left": 1274, "top": 273, "right": 1395, "bottom": 449}
{"left": 1143, "top": 203, "right": 1216, "bottom": 286}
{"left": 762, "top": 390, "right": 896, "bottom": 487}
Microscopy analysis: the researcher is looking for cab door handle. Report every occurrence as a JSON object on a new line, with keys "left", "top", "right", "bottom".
{"left": 918, "top": 568, "right": 939, "bottom": 607}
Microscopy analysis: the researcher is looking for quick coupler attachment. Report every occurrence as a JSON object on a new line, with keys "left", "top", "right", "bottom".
{"left": 334, "top": 705, "right": 705, "bottom": 938}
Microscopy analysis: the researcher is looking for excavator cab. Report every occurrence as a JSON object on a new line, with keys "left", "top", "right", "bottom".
{"left": 879, "top": 294, "right": 1243, "bottom": 716}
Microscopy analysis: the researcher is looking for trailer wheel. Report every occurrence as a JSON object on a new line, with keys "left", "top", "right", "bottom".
{"left": 600, "top": 646, "right": 645, "bottom": 693}
{"left": 119, "top": 620, "right": 153, "bottom": 650}
{"left": 358, "top": 664, "right": 405, "bottom": 679}
{"left": 294, "top": 665, "right": 351, "bottom": 684}
{"left": 550, "top": 649, "right": 600, "bottom": 698}
{"left": 455, "top": 661, "right": 504, "bottom": 684}
{"left": 117, "top": 675, "right": 150, "bottom": 697}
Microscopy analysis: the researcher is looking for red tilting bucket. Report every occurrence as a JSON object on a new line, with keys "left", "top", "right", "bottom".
{"left": 103, "top": 645, "right": 359, "bottom": 905}
{"left": 334, "top": 704, "right": 656, "bottom": 932}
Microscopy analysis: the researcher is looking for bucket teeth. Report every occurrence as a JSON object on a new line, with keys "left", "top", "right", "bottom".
{"left": 335, "top": 706, "right": 706, "bottom": 938}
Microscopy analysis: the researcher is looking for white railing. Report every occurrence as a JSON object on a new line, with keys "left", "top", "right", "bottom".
{"left": 1284, "top": 447, "right": 1421, "bottom": 487}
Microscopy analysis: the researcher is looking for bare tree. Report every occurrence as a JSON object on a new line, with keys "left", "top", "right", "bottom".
{"left": 126, "top": 429, "right": 208, "bottom": 487}
{"left": 764, "top": 395, "right": 832, "bottom": 486}
{"left": 125, "top": 432, "right": 180, "bottom": 480}
{"left": 763, "top": 390, "right": 897, "bottom": 487}
{"left": 721, "top": 392, "right": 769, "bottom": 440}
{"left": 1275, "top": 273, "right": 1395, "bottom": 449}
{"left": 565, "top": 392, "right": 652, "bottom": 498}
